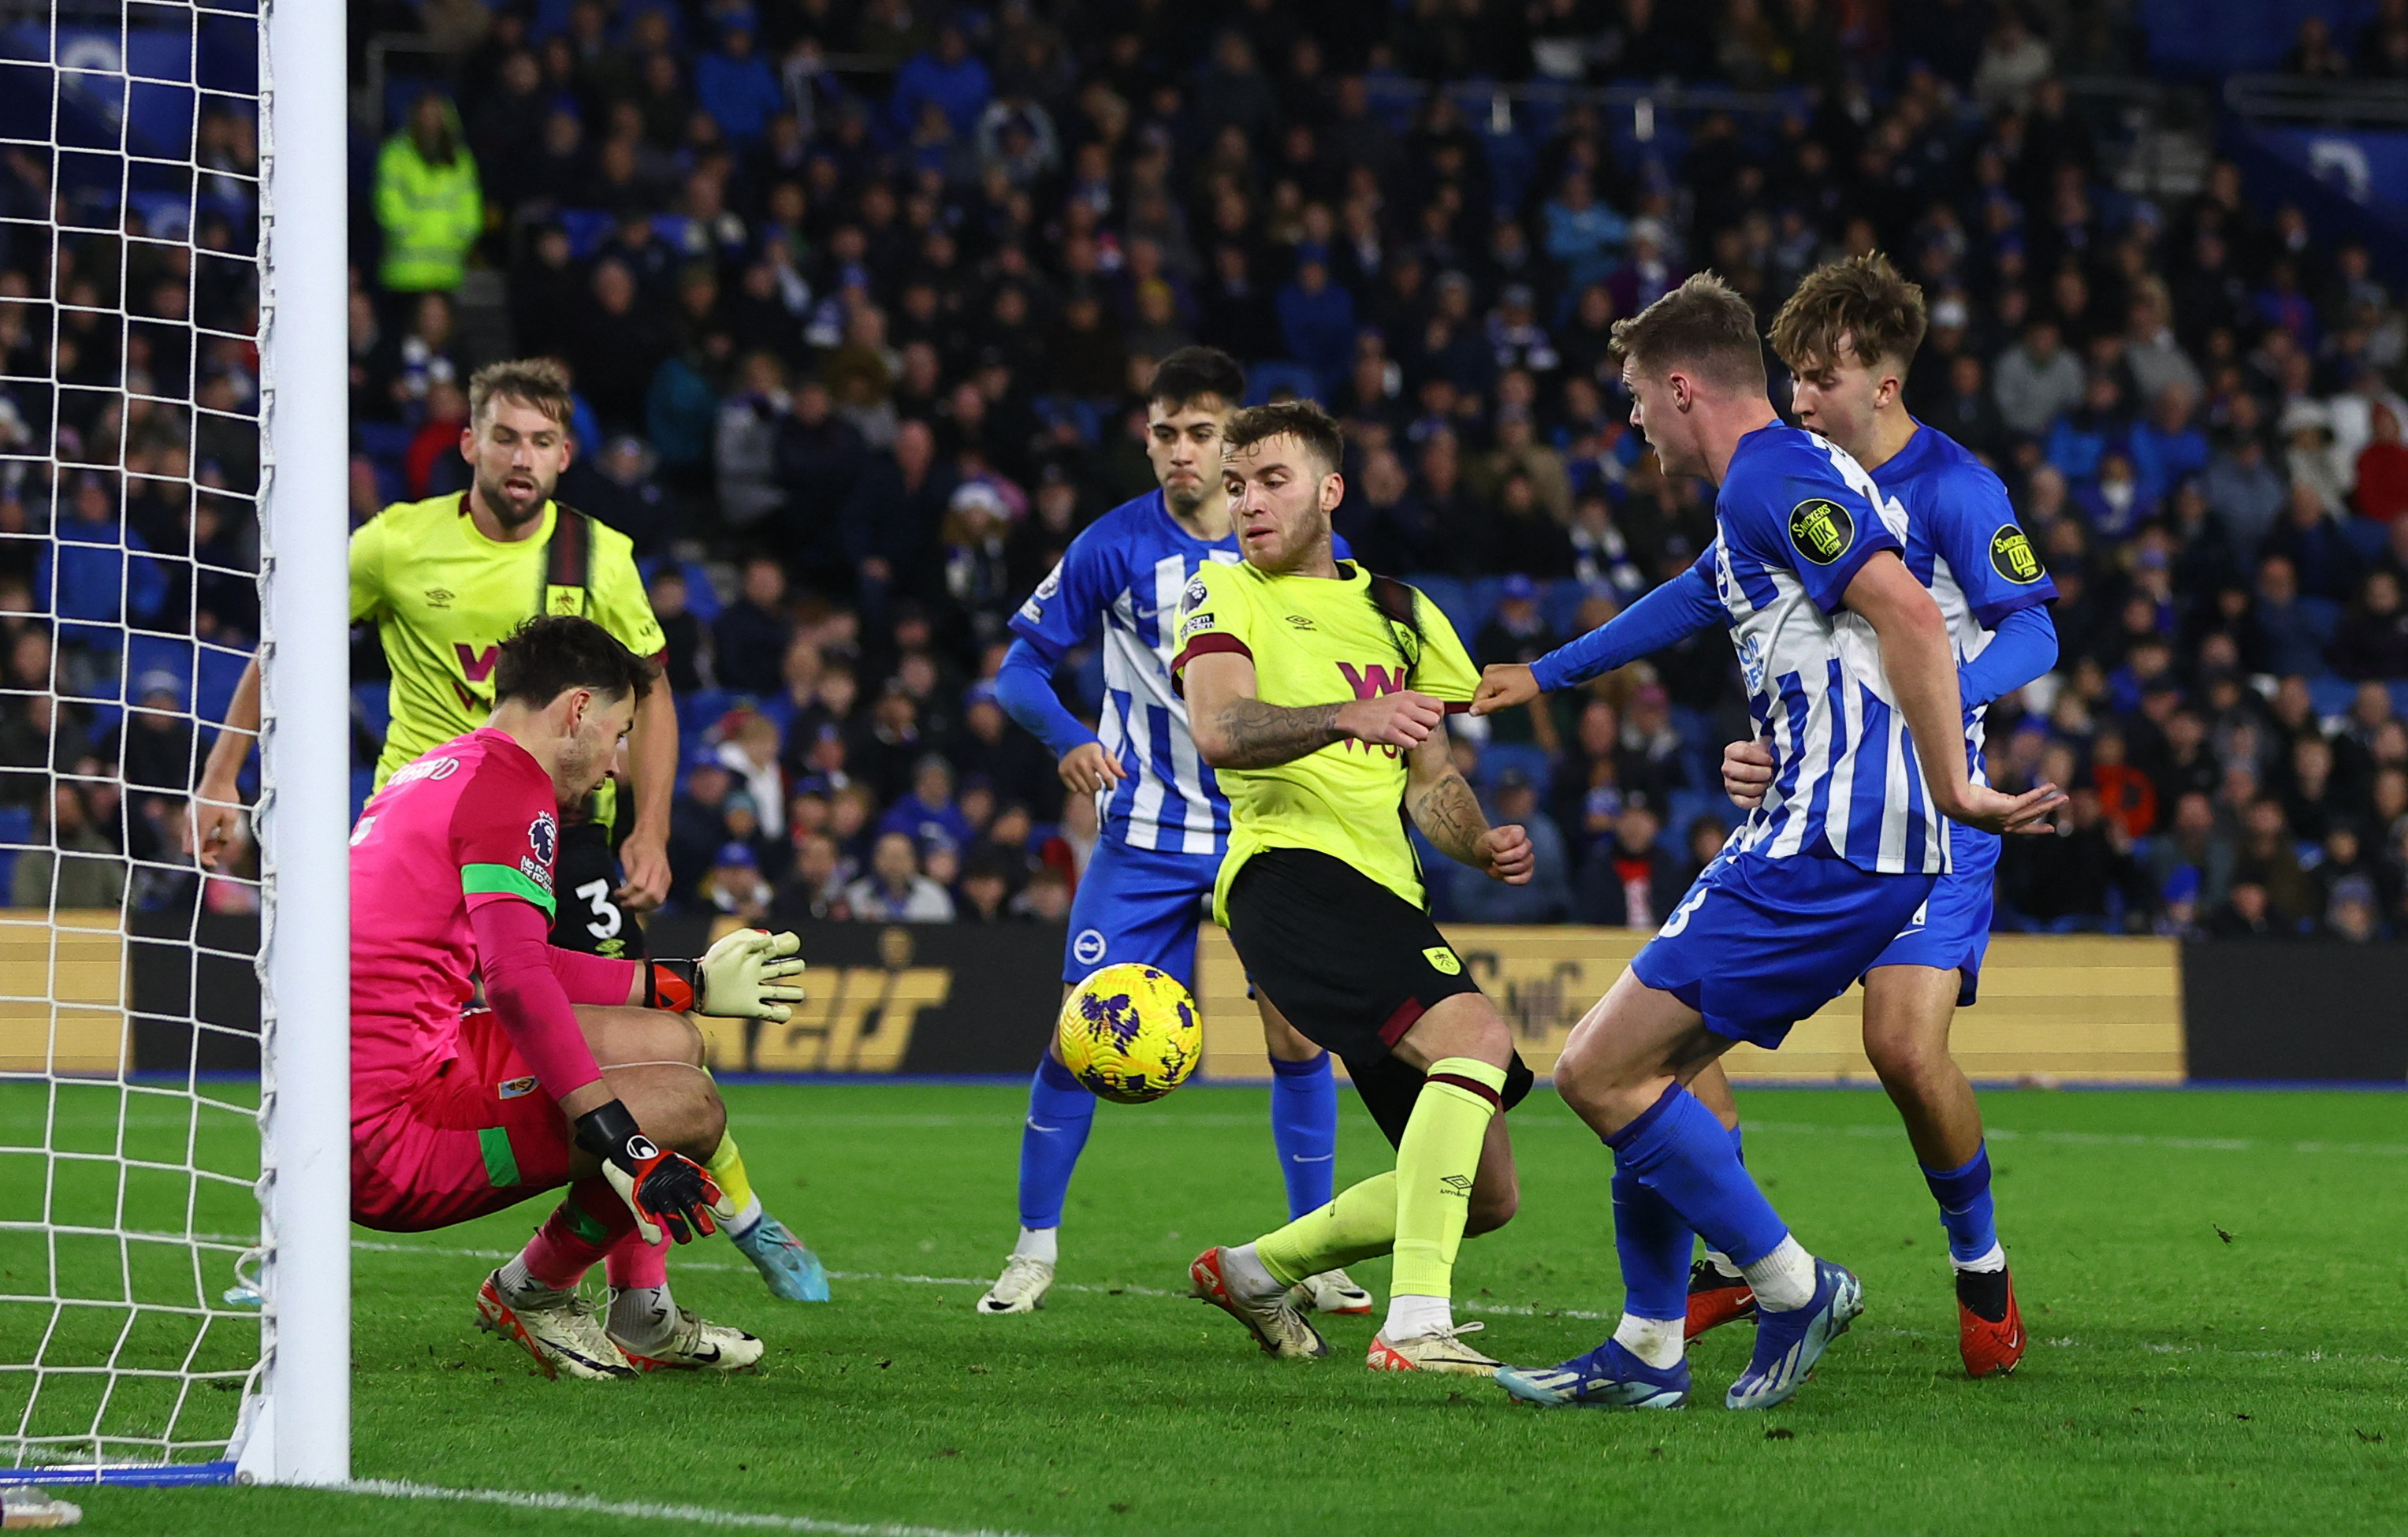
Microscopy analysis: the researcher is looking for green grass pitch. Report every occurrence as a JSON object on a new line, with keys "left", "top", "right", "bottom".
{"left": 36, "top": 1080, "right": 2408, "bottom": 1536}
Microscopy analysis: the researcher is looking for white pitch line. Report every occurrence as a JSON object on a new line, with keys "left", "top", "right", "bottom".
{"left": 339, "top": 1479, "right": 1041, "bottom": 1537}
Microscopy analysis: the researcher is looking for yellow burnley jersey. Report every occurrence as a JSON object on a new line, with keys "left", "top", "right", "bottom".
{"left": 1171, "top": 559, "right": 1479, "bottom": 923}
{"left": 349, "top": 495, "right": 665, "bottom": 789}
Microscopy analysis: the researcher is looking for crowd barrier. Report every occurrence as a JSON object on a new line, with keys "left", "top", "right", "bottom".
{"left": 2, "top": 912, "right": 2392, "bottom": 1085}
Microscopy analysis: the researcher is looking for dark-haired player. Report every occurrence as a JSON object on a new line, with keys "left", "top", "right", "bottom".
{"left": 978, "top": 349, "right": 1364, "bottom": 1319}
{"left": 193, "top": 359, "right": 828, "bottom": 1303}
{"left": 1178, "top": 400, "right": 1539, "bottom": 1375}
{"left": 348, "top": 617, "right": 800, "bottom": 1377}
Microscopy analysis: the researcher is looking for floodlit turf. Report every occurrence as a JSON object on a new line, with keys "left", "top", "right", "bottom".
{"left": 36, "top": 1080, "right": 2408, "bottom": 1536}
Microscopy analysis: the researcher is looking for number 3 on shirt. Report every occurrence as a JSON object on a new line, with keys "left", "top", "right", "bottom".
{"left": 575, "top": 878, "right": 622, "bottom": 942}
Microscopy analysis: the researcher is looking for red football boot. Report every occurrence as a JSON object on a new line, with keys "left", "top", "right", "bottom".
{"left": 1683, "top": 1257, "right": 1757, "bottom": 1340}
{"left": 1956, "top": 1265, "right": 2026, "bottom": 1379}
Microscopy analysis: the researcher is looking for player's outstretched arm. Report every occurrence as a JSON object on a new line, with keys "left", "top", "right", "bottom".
{"left": 1473, "top": 560, "right": 1723, "bottom": 716}
{"left": 1405, "top": 725, "right": 1533, "bottom": 884}
{"left": 188, "top": 653, "right": 261, "bottom": 869}
{"left": 1184, "top": 649, "right": 1442, "bottom": 769}
{"left": 1844, "top": 553, "right": 2063, "bottom": 837}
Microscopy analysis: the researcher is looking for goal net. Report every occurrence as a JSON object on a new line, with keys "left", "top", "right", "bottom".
{"left": 0, "top": 0, "right": 349, "bottom": 1487}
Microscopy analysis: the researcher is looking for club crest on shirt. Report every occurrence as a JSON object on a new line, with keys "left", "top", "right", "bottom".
{"left": 1989, "top": 523, "right": 2045, "bottom": 583}
{"left": 527, "top": 810, "right": 558, "bottom": 865}
{"left": 1787, "top": 498, "right": 1854, "bottom": 564}
{"left": 1422, "top": 946, "right": 1462, "bottom": 976}
{"left": 497, "top": 1075, "right": 540, "bottom": 1100}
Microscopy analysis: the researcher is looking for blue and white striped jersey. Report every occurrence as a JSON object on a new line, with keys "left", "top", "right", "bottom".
{"left": 1710, "top": 422, "right": 1947, "bottom": 876}
{"left": 1010, "top": 491, "right": 1241, "bottom": 856}
{"left": 1877, "top": 422, "right": 2058, "bottom": 791}
{"left": 1874, "top": 422, "right": 2059, "bottom": 876}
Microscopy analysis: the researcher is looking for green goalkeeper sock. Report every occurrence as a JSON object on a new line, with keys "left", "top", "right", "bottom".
{"left": 1256, "top": 1170, "right": 1398, "bottom": 1288}
{"left": 1390, "top": 1056, "right": 1506, "bottom": 1301}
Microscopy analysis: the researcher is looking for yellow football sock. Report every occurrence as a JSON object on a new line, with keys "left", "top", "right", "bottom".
{"left": 1255, "top": 1170, "right": 1398, "bottom": 1287}
{"left": 704, "top": 1129, "right": 757, "bottom": 1215}
{"left": 1390, "top": 1056, "right": 1505, "bottom": 1300}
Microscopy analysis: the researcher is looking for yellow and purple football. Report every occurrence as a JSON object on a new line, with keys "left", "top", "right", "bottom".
{"left": 1055, "top": 962, "right": 1201, "bottom": 1104}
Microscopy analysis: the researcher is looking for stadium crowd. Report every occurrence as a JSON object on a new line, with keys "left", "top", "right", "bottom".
{"left": 2, "top": 0, "right": 2408, "bottom": 940}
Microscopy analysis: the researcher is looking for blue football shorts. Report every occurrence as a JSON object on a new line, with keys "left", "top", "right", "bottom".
{"left": 1060, "top": 837, "right": 1217, "bottom": 992}
{"left": 1631, "top": 847, "right": 1939, "bottom": 1050}
{"left": 1863, "top": 824, "right": 1996, "bottom": 1007}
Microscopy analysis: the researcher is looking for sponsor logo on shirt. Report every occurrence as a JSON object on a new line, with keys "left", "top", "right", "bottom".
{"left": 1178, "top": 611, "right": 1215, "bottom": 638}
{"left": 1423, "top": 946, "right": 1462, "bottom": 976}
{"left": 497, "top": 1075, "right": 540, "bottom": 1100}
{"left": 527, "top": 811, "right": 558, "bottom": 866}
{"left": 1788, "top": 498, "right": 1855, "bottom": 564}
{"left": 1989, "top": 524, "right": 2044, "bottom": 583}
{"left": 385, "top": 756, "right": 460, "bottom": 787}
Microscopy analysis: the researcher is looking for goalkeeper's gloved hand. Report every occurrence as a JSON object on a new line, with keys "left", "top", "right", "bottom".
{"left": 646, "top": 929, "right": 806, "bottom": 1022}
{"left": 573, "top": 1099, "right": 722, "bottom": 1245}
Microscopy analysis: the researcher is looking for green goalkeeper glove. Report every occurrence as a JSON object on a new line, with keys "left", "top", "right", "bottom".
{"left": 648, "top": 929, "right": 808, "bottom": 1022}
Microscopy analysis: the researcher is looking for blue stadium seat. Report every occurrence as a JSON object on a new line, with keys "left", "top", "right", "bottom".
{"left": 1479, "top": 742, "right": 1553, "bottom": 799}
{"left": 352, "top": 681, "right": 391, "bottom": 742}
{"left": 556, "top": 208, "right": 617, "bottom": 259}
{"left": 0, "top": 803, "right": 35, "bottom": 849}
{"left": 2296, "top": 596, "right": 2343, "bottom": 648}
{"left": 1663, "top": 787, "right": 1731, "bottom": 851}
{"left": 676, "top": 687, "right": 739, "bottom": 738}
{"left": 2309, "top": 675, "right": 2358, "bottom": 718}
{"left": 1541, "top": 579, "right": 1593, "bottom": 636}
{"left": 1243, "top": 362, "right": 1322, "bottom": 404}
{"left": 350, "top": 767, "right": 375, "bottom": 822}
{"left": 195, "top": 646, "right": 251, "bottom": 728}
{"left": 2342, "top": 517, "right": 2393, "bottom": 564}
{"left": 1407, "top": 575, "right": 1470, "bottom": 635}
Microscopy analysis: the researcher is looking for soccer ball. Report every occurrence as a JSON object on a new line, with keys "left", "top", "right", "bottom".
{"left": 1056, "top": 963, "right": 1200, "bottom": 1104}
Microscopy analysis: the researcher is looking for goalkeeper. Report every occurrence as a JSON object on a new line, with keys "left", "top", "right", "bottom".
{"left": 191, "top": 358, "right": 827, "bottom": 1301}
{"left": 350, "top": 617, "right": 806, "bottom": 1378}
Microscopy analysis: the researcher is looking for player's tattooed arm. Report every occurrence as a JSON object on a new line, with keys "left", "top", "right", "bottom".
{"left": 1203, "top": 696, "right": 1348, "bottom": 768}
{"left": 1185, "top": 650, "right": 1442, "bottom": 768}
{"left": 1411, "top": 771, "right": 1491, "bottom": 865}
{"left": 1407, "top": 729, "right": 1536, "bottom": 884}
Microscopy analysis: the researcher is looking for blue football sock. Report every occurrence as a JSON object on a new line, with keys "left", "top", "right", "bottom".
{"left": 1016, "top": 1054, "right": 1096, "bottom": 1230}
{"left": 1267, "top": 1051, "right": 1338, "bottom": 1219}
{"left": 1921, "top": 1142, "right": 2000, "bottom": 1265}
{"left": 1607, "top": 1083, "right": 1788, "bottom": 1268}
{"left": 1612, "top": 1167, "right": 1692, "bottom": 1321}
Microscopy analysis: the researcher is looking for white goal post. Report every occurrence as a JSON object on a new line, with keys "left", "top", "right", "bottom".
{"left": 246, "top": 0, "right": 350, "bottom": 1490}
{"left": 0, "top": 0, "right": 348, "bottom": 1489}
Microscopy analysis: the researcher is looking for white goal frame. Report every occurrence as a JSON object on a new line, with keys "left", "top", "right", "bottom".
{"left": 237, "top": 0, "right": 349, "bottom": 1489}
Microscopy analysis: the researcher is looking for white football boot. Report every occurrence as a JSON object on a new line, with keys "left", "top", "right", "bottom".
{"left": 605, "top": 1292, "right": 765, "bottom": 1373}
{"left": 475, "top": 1269, "right": 633, "bottom": 1380}
{"left": 1290, "top": 1267, "right": 1375, "bottom": 1316}
{"left": 976, "top": 1252, "right": 1055, "bottom": 1315}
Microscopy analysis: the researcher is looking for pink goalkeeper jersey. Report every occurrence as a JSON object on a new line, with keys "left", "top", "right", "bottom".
{"left": 348, "top": 727, "right": 560, "bottom": 1110}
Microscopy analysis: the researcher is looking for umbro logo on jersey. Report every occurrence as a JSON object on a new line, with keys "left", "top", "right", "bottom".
{"left": 423, "top": 587, "right": 454, "bottom": 608}
{"left": 1284, "top": 614, "right": 1316, "bottom": 629}
{"left": 1788, "top": 498, "right": 1854, "bottom": 564}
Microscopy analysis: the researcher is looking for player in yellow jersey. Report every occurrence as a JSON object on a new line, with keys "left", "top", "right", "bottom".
{"left": 1174, "top": 400, "right": 1539, "bottom": 1375}
{"left": 189, "top": 359, "right": 828, "bottom": 1303}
